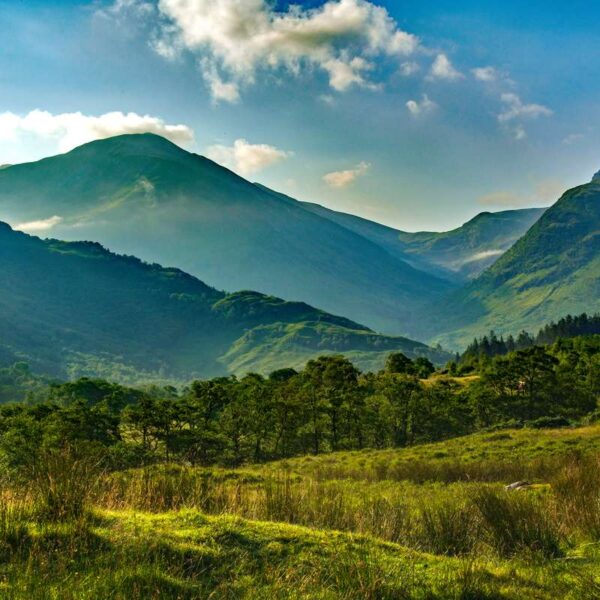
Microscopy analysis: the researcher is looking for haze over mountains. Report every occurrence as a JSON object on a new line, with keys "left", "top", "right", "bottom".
{"left": 0, "top": 134, "right": 544, "bottom": 340}
{"left": 0, "top": 133, "right": 598, "bottom": 362}
{"left": 0, "top": 221, "right": 450, "bottom": 381}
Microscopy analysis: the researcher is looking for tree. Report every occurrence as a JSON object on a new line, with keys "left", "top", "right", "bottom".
{"left": 385, "top": 352, "right": 414, "bottom": 375}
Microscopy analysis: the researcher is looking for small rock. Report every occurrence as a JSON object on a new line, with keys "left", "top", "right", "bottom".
{"left": 505, "top": 481, "right": 531, "bottom": 491}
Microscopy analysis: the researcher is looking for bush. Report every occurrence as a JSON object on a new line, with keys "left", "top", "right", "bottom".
{"left": 527, "top": 416, "right": 571, "bottom": 429}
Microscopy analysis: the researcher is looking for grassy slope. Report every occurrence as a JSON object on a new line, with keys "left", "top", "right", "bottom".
{"left": 7, "top": 424, "right": 600, "bottom": 598}
{"left": 4, "top": 508, "right": 578, "bottom": 600}
{"left": 263, "top": 423, "right": 600, "bottom": 480}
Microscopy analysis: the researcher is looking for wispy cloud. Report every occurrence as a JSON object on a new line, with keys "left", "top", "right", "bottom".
{"left": 206, "top": 138, "right": 292, "bottom": 176}
{"left": 498, "top": 93, "right": 552, "bottom": 122}
{"left": 471, "top": 66, "right": 497, "bottom": 82}
{"left": 478, "top": 178, "right": 564, "bottom": 207}
{"left": 0, "top": 110, "right": 194, "bottom": 153}
{"left": 323, "top": 161, "right": 370, "bottom": 188}
{"left": 14, "top": 215, "right": 63, "bottom": 233}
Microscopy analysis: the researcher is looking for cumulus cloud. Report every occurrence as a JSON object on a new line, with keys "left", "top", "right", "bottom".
{"left": 138, "top": 0, "right": 419, "bottom": 102}
{"left": 428, "top": 54, "right": 463, "bottom": 81}
{"left": 14, "top": 216, "right": 63, "bottom": 233}
{"left": 472, "top": 66, "right": 497, "bottom": 82}
{"left": 206, "top": 138, "right": 291, "bottom": 176}
{"left": 406, "top": 94, "right": 436, "bottom": 116}
{"left": 0, "top": 110, "right": 194, "bottom": 152}
{"left": 498, "top": 93, "right": 552, "bottom": 122}
{"left": 323, "top": 161, "right": 370, "bottom": 188}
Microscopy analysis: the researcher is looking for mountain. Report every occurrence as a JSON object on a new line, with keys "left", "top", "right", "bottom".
{"left": 436, "top": 175, "right": 600, "bottom": 348}
{"left": 0, "top": 134, "right": 453, "bottom": 337}
{"left": 0, "top": 222, "right": 449, "bottom": 382}
{"left": 299, "top": 197, "right": 544, "bottom": 281}
{"left": 395, "top": 208, "right": 546, "bottom": 280}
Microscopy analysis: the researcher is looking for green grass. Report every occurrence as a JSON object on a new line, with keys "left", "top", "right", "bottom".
{"left": 4, "top": 423, "right": 600, "bottom": 598}
{"left": 1, "top": 507, "right": 598, "bottom": 599}
{"left": 260, "top": 423, "right": 600, "bottom": 482}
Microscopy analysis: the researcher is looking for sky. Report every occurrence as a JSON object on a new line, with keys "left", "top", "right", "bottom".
{"left": 1, "top": 0, "right": 600, "bottom": 231}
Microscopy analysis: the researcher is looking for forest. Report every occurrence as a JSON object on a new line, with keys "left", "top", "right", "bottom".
{"left": 1, "top": 330, "right": 598, "bottom": 471}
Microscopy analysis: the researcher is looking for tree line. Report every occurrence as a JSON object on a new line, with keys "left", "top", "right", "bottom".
{"left": 0, "top": 336, "right": 598, "bottom": 471}
{"left": 457, "top": 313, "right": 600, "bottom": 370}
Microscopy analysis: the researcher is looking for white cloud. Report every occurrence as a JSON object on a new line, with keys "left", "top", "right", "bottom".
{"left": 206, "top": 138, "right": 291, "bottom": 176}
{"left": 498, "top": 93, "right": 553, "bottom": 122}
{"left": 400, "top": 61, "right": 420, "bottom": 76}
{"left": 472, "top": 66, "right": 497, "bottom": 82}
{"left": 0, "top": 110, "right": 195, "bottom": 152}
{"left": 319, "top": 94, "right": 337, "bottom": 106}
{"left": 406, "top": 94, "right": 436, "bottom": 116}
{"left": 323, "top": 161, "right": 370, "bottom": 188}
{"left": 14, "top": 216, "right": 63, "bottom": 233}
{"left": 428, "top": 53, "right": 463, "bottom": 81}
{"left": 142, "top": 0, "right": 419, "bottom": 102}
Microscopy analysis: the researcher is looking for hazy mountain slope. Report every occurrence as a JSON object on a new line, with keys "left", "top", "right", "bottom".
{"left": 0, "top": 134, "right": 452, "bottom": 337}
{"left": 0, "top": 222, "right": 449, "bottom": 382}
{"left": 435, "top": 177, "right": 600, "bottom": 348}
{"left": 396, "top": 208, "right": 546, "bottom": 280}
{"left": 297, "top": 195, "right": 544, "bottom": 281}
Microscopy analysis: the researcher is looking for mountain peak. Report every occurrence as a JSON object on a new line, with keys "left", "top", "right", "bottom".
{"left": 67, "top": 132, "right": 190, "bottom": 161}
{"left": 592, "top": 169, "right": 600, "bottom": 182}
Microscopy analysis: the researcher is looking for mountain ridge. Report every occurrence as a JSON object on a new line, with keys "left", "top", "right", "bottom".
{"left": 0, "top": 133, "right": 453, "bottom": 338}
{"left": 435, "top": 177, "right": 600, "bottom": 348}
{"left": 0, "top": 221, "right": 450, "bottom": 382}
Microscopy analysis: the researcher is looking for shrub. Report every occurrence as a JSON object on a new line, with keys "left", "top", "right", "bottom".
{"left": 527, "top": 416, "right": 571, "bottom": 429}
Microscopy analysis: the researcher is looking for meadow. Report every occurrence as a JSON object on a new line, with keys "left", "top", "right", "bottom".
{"left": 2, "top": 423, "right": 600, "bottom": 599}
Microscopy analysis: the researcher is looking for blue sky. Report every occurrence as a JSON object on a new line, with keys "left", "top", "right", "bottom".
{"left": 1, "top": 0, "right": 599, "bottom": 231}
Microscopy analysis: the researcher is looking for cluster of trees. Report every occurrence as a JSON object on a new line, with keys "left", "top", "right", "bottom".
{"left": 458, "top": 313, "right": 600, "bottom": 367}
{"left": 0, "top": 339, "right": 598, "bottom": 469}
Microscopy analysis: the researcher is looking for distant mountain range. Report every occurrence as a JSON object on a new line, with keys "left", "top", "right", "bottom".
{"left": 0, "top": 222, "right": 450, "bottom": 382}
{"left": 1, "top": 133, "right": 597, "bottom": 360}
{"left": 0, "top": 134, "right": 450, "bottom": 337}
{"left": 300, "top": 196, "right": 545, "bottom": 281}
{"left": 0, "top": 134, "right": 542, "bottom": 339}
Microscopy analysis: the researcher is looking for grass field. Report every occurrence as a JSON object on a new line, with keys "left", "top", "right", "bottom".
{"left": 3, "top": 423, "right": 600, "bottom": 598}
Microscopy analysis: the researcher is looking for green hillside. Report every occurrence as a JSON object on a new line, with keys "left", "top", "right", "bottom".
{"left": 0, "top": 222, "right": 448, "bottom": 382}
{"left": 436, "top": 177, "right": 600, "bottom": 348}
{"left": 0, "top": 134, "right": 452, "bottom": 337}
